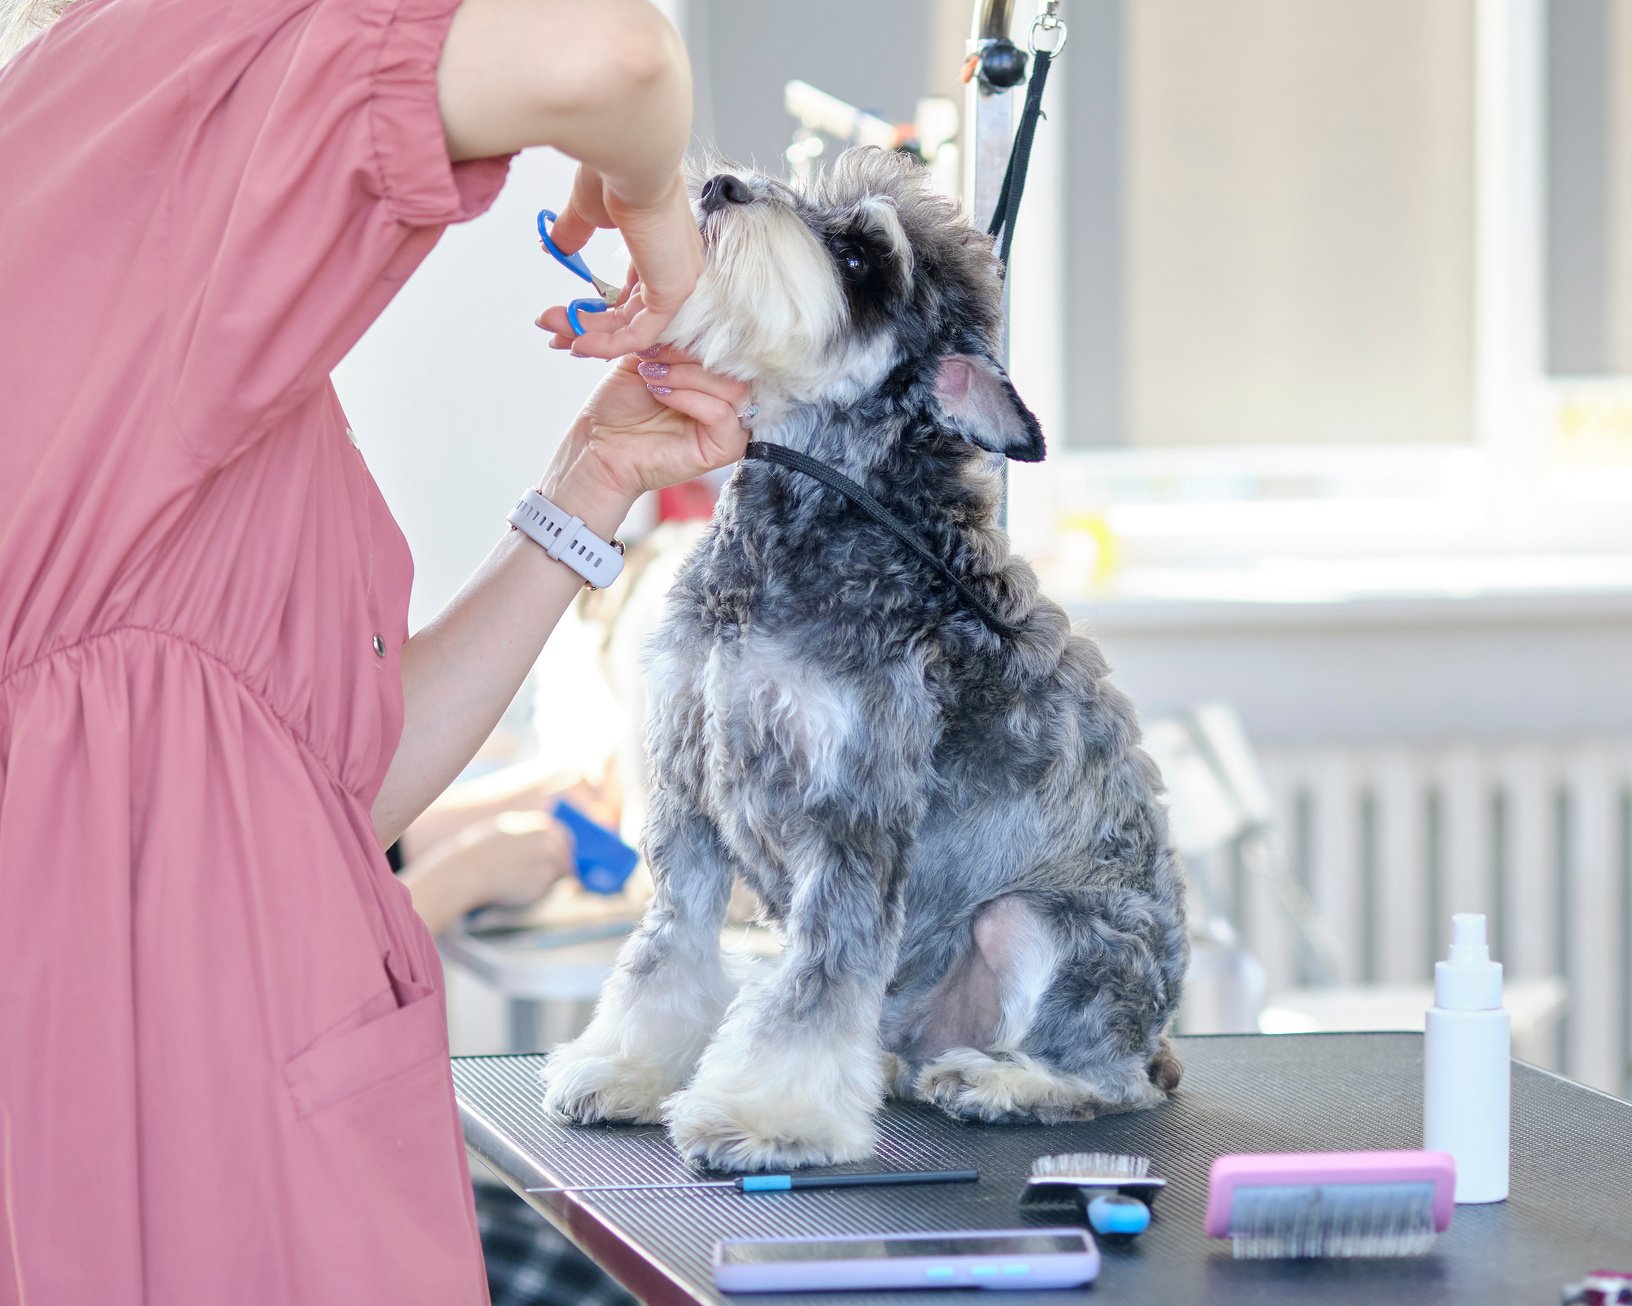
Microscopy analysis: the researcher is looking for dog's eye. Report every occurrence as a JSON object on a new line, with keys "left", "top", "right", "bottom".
{"left": 835, "top": 243, "right": 868, "bottom": 277}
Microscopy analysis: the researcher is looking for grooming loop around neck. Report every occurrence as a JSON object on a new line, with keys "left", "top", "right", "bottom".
{"left": 742, "top": 441, "right": 1021, "bottom": 640}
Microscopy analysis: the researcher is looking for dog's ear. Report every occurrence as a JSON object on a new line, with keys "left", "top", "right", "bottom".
{"left": 931, "top": 354, "right": 1046, "bottom": 462}
{"left": 852, "top": 198, "right": 914, "bottom": 295}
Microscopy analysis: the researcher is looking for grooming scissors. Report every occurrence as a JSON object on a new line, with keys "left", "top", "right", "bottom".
{"left": 537, "top": 208, "right": 626, "bottom": 335}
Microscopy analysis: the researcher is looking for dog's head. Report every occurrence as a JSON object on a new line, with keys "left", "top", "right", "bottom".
{"left": 660, "top": 147, "right": 1044, "bottom": 463}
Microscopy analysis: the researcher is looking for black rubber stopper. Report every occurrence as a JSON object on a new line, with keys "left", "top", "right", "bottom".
{"left": 979, "top": 40, "right": 1029, "bottom": 91}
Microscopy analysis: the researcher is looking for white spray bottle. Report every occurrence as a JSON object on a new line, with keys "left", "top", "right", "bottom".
{"left": 1423, "top": 912, "right": 1510, "bottom": 1203}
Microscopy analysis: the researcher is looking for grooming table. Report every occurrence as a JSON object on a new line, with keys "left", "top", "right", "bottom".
{"left": 453, "top": 1033, "right": 1632, "bottom": 1304}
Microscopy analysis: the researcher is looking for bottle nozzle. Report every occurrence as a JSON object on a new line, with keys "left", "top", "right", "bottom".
{"left": 1435, "top": 912, "right": 1502, "bottom": 1009}
{"left": 1450, "top": 912, "right": 1490, "bottom": 964}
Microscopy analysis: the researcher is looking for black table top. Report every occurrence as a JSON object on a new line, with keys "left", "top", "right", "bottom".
{"left": 452, "top": 1033, "right": 1632, "bottom": 1304}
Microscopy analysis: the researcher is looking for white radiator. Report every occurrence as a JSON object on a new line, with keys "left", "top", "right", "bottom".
{"left": 1234, "top": 740, "right": 1632, "bottom": 1098}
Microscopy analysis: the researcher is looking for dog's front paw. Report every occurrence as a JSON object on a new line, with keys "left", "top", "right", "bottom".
{"left": 541, "top": 1039, "right": 685, "bottom": 1125}
{"left": 664, "top": 1082, "right": 877, "bottom": 1171}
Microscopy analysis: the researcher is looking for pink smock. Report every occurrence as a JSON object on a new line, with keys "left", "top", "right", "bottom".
{"left": 0, "top": 0, "right": 514, "bottom": 1299}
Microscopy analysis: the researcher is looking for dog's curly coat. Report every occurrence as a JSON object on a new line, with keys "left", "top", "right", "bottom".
{"left": 543, "top": 148, "right": 1188, "bottom": 1171}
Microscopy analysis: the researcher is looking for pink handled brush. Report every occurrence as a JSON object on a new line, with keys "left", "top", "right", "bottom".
{"left": 1205, "top": 1150, "right": 1457, "bottom": 1259}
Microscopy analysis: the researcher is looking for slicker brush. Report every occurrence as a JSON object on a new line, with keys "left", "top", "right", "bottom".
{"left": 1204, "top": 1150, "right": 1456, "bottom": 1259}
{"left": 1021, "top": 1152, "right": 1166, "bottom": 1242}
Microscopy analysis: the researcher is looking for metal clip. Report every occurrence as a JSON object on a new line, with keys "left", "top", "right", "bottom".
{"left": 1030, "top": 1, "right": 1067, "bottom": 56}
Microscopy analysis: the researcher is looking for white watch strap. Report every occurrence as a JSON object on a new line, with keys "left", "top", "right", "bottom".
{"left": 508, "top": 489, "right": 625, "bottom": 589}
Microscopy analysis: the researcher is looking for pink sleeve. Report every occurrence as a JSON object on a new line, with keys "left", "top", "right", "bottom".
{"left": 166, "top": 0, "right": 514, "bottom": 464}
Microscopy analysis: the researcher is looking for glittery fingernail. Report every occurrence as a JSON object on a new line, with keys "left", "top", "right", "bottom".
{"left": 637, "top": 345, "right": 663, "bottom": 358}
{"left": 637, "top": 360, "right": 670, "bottom": 380}
{"left": 646, "top": 383, "right": 674, "bottom": 397}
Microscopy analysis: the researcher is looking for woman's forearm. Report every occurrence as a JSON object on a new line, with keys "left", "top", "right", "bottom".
{"left": 375, "top": 305, "right": 752, "bottom": 845}
{"left": 371, "top": 427, "right": 631, "bottom": 846}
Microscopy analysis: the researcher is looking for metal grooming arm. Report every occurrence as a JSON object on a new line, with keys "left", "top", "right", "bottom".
{"left": 965, "top": 1, "right": 1023, "bottom": 522}
{"left": 964, "top": 0, "right": 1020, "bottom": 370}
{"left": 781, "top": 3, "right": 1061, "bottom": 523}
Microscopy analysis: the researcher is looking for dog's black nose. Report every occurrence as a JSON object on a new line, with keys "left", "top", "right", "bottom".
{"left": 700, "top": 173, "right": 754, "bottom": 213}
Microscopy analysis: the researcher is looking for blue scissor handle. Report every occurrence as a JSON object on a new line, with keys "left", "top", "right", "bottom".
{"left": 566, "top": 298, "right": 609, "bottom": 337}
{"left": 540, "top": 209, "right": 610, "bottom": 335}
{"left": 537, "top": 209, "right": 596, "bottom": 285}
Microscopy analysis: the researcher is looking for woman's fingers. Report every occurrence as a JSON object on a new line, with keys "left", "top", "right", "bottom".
{"left": 534, "top": 300, "right": 645, "bottom": 353}
{"left": 579, "top": 179, "right": 702, "bottom": 356}
{"left": 564, "top": 297, "right": 666, "bottom": 358}
{"left": 536, "top": 299, "right": 714, "bottom": 365}
{"left": 535, "top": 304, "right": 580, "bottom": 349}
{"left": 534, "top": 292, "right": 649, "bottom": 356}
{"left": 549, "top": 166, "right": 609, "bottom": 253}
{"left": 536, "top": 169, "right": 702, "bottom": 357}
{"left": 634, "top": 359, "right": 747, "bottom": 410}
{"left": 529, "top": 312, "right": 753, "bottom": 437}
{"left": 644, "top": 384, "right": 752, "bottom": 467}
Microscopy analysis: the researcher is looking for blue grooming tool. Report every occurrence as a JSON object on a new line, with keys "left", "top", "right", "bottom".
{"left": 1083, "top": 1193, "right": 1152, "bottom": 1241}
{"left": 551, "top": 797, "right": 639, "bottom": 895}
{"left": 1022, "top": 1152, "right": 1165, "bottom": 1244}
{"left": 537, "top": 208, "right": 625, "bottom": 336}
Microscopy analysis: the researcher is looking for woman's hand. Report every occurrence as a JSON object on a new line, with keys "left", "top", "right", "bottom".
{"left": 535, "top": 339, "right": 752, "bottom": 524}
{"left": 377, "top": 341, "right": 749, "bottom": 848}
{"left": 478, "top": 811, "right": 577, "bottom": 909}
{"left": 397, "top": 808, "right": 576, "bottom": 932}
{"left": 545, "top": 164, "right": 701, "bottom": 358}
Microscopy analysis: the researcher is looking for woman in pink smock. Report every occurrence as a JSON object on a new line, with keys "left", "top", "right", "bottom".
{"left": 0, "top": 0, "right": 750, "bottom": 1299}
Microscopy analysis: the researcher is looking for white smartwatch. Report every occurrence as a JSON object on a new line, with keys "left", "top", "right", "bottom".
{"left": 507, "top": 488, "right": 625, "bottom": 590}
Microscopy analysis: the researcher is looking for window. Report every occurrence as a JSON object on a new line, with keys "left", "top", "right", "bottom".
{"left": 1002, "top": 0, "right": 1632, "bottom": 581}
{"left": 691, "top": 0, "right": 1632, "bottom": 582}
{"left": 1066, "top": 0, "right": 1475, "bottom": 451}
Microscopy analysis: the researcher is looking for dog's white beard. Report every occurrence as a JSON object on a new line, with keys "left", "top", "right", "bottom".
{"left": 665, "top": 206, "right": 841, "bottom": 379}
{"left": 662, "top": 207, "right": 898, "bottom": 417}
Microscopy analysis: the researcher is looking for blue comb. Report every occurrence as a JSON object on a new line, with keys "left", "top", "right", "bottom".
{"left": 537, "top": 209, "right": 625, "bottom": 336}
{"left": 551, "top": 797, "right": 639, "bottom": 894}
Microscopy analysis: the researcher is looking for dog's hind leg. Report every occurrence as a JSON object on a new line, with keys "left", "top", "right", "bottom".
{"left": 913, "top": 891, "right": 1184, "bottom": 1123}
{"left": 541, "top": 788, "right": 740, "bottom": 1124}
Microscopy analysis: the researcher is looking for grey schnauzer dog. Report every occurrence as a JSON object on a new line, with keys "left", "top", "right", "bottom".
{"left": 542, "top": 148, "right": 1188, "bottom": 1171}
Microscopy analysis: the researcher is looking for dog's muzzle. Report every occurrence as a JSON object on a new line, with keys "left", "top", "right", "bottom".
{"left": 700, "top": 173, "right": 755, "bottom": 214}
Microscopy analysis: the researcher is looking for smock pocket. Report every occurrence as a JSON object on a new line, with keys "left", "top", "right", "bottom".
{"left": 282, "top": 964, "right": 447, "bottom": 1120}
{"left": 277, "top": 955, "right": 486, "bottom": 1302}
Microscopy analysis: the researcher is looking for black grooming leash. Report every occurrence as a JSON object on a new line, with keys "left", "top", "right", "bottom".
{"left": 743, "top": 442, "right": 1022, "bottom": 640}
{"left": 983, "top": 7, "right": 1065, "bottom": 268}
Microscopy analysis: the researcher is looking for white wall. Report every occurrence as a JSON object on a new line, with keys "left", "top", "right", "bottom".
{"left": 335, "top": 0, "right": 686, "bottom": 635}
{"left": 333, "top": 146, "right": 604, "bottom": 635}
